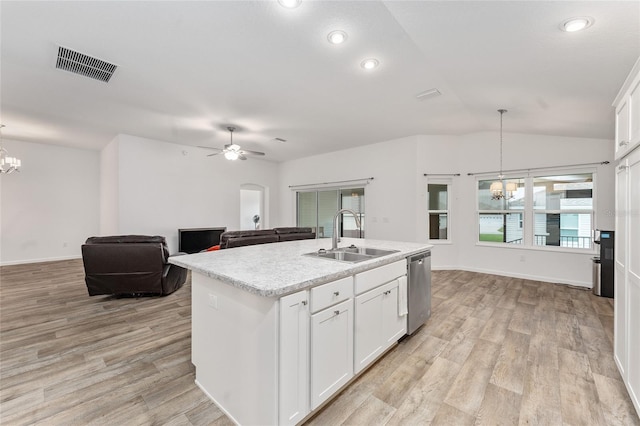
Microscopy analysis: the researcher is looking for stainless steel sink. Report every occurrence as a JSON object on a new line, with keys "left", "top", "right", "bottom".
{"left": 338, "top": 246, "right": 399, "bottom": 257}
{"left": 315, "top": 251, "right": 372, "bottom": 262}
{"left": 303, "top": 245, "right": 399, "bottom": 263}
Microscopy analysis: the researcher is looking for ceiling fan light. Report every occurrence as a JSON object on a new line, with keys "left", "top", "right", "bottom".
{"left": 225, "top": 151, "right": 239, "bottom": 161}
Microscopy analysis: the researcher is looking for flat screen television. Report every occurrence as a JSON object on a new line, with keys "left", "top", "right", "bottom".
{"left": 178, "top": 227, "right": 227, "bottom": 254}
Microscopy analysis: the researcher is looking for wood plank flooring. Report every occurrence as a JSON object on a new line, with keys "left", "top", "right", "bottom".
{"left": 1, "top": 260, "right": 638, "bottom": 425}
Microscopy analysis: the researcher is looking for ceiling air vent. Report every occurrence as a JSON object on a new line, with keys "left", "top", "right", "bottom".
{"left": 55, "top": 46, "right": 117, "bottom": 83}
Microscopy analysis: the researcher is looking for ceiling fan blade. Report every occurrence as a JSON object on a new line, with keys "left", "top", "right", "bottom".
{"left": 198, "top": 145, "right": 223, "bottom": 152}
{"left": 239, "top": 154, "right": 248, "bottom": 160}
{"left": 240, "top": 149, "right": 265, "bottom": 156}
{"left": 207, "top": 152, "right": 222, "bottom": 157}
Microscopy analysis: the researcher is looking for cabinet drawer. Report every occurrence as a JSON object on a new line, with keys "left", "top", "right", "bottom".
{"left": 355, "top": 260, "right": 406, "bottom": 295}
{"left": 310, "top": 276, "right": 353, "bottom": 313}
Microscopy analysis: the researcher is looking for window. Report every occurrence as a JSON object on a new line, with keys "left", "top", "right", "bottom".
{"left": 427, "top": 183, "right": 450, "bottom": 241}
{"left": 296, "top": 188, "right": 365, "bottom": 239}
{"left": 478, "top": 178, "right": 525, "bottom": 244}
{"left": 476, "top": 172, "right": 595, "bottom": 250}
{"left": 533, "top": 174, "right": 593, "bottom": 249}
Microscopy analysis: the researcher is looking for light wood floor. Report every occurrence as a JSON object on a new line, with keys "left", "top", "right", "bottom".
{"left": 1, "top": 260, "right": 638, "bottom": 425}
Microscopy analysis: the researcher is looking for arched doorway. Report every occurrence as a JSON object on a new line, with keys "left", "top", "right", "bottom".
{"left": 240, "top": 184, "right": 266, "bottom": 230}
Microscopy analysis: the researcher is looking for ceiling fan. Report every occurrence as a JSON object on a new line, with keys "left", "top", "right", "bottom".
{"left": 199, "top": 127, "right": 265, "bottom": 161}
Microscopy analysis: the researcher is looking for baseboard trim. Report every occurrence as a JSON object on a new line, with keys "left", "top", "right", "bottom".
{"left": 0, "top": 255, "right": 82, "bottom": 267}
{"left": 432, "top": 265, "right": 591, "bottom": 288}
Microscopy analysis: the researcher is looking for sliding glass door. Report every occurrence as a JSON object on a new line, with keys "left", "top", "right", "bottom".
{"left": 296, "top": 188, "right": 365, "bottom": 239}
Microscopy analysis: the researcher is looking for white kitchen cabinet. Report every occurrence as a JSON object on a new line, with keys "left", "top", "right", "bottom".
{"left": 614, "top": 144, "right": 640, "bottom": 417}
{"left": 279, "top": 290, "right": 309, "bottom": 425}
{"left": 310, "top": 298, "right": 354, "bottom": 409}
{"left": 354, "top": 278, "right": 406, "bottom": 374}
{"left": 615, "top": 160, "right": 628, "bottom": 376}
{"left": 382, "top": 279, "right": 407, "bottom": 346}
{"left": 626, "top": 147, "right": 640, "bottom": 414}
{"left": 614, "top": 57, "right": 640, "bottom": 160}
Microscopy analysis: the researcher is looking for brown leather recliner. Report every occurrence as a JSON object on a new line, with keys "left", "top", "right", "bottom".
{"left": 81, "top": 235, "right": 187, "bottom": 296}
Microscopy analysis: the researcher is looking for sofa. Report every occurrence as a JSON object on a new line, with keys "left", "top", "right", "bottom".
{"left": 219, "top": 227, "right": 315, "bottom": 249}
{"left": 81, "top": 235, "right": 187, "bottom": 296}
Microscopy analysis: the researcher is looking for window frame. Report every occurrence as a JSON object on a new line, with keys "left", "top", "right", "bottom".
{"left": 475, "top": 169, "right": 597, "bottom": 253}
{"left": 531, "top": 173, "right": 595, "bottom": 250}
{"left": 476, "top": 175, "right": 526, "bottom": 245}
{"left": 427, "top": 179, "right": 452, "bottom": 243}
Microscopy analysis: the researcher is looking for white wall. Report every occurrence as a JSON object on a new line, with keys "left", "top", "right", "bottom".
{"left": 455, "top": 132, "right": 614, "bottom": 286}
{"left": 105, "top": 135, "right": 280, "bottom": 253}
{"left": 100, "top": 136, "right": 119, "bottom": 235}
{"left": 279, "top": 136, "right": 421, "bottom": 242}
{"left": 0, "top": 139, "right": 100, "bottom": 265}
{"left": 280, "top": 131, "right": 615, "bottom": 287}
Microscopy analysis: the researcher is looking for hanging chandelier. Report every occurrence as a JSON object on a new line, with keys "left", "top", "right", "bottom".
{"left": 0, "top": 125, "right": 22, "bottom": 174}
{"left": 490, "top": 109, "right": 515, "bottom": 200}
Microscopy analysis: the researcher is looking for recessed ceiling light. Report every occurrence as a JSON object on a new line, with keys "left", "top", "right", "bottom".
{"left": 560, "top": 17, "right": 593, "bottom": 32}
{"left": 360, "top": 58, "right": 379, "bottom": 70}
{"left": 278, "top": 0, "right": 301, "bottom": 9}
{"left": 327, "top": 30, "right": 348, "bottom": 45}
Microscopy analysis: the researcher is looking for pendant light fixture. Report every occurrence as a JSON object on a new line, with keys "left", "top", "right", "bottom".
{"left": 0, "top": 125, "right": 22, "bottom": 174}
{"left": 490, "top": 109, "right": 515, "bottom": 200}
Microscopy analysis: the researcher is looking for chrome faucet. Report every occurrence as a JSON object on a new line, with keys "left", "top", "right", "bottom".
{"left": 332, "top": 208, "right": 362, "bottom": 251}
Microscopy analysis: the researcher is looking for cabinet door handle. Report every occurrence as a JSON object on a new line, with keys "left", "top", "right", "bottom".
{"left": 619, "top": 140, "right": 629, "bottom": 147}
{"left": 301, "top": 300, "right": 307, "bottom": 306}
{"left": 619, "top": 165, "right": 628, "bottom": 171}
{"left": 333, "top": 291, "right": 340, "bottom": 296}
{"left": 383, "top": 290, "right": 391, "bottom": 295}
{"left": 334, "top": 310, "right": 340, "bottom": 316}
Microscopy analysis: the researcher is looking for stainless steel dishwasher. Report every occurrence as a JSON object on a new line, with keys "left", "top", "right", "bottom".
{"left": 407, "top": 250, "right": 431, "bottom": 335}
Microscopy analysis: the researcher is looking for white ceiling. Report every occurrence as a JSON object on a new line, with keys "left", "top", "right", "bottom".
{"left": 1, "top": 1, "right": 639, "bottom": 162}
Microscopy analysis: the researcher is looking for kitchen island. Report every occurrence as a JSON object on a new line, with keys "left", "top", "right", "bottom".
{"left": 170, "top": 238, "right": 432, "bottom": 425}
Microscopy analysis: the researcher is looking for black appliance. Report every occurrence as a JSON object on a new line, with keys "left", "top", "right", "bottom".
{"left": 178, "top": 227, "right": 226, "bottom": 254}
{"left": 593, "top": 230, "right": 614, "bottom": 298}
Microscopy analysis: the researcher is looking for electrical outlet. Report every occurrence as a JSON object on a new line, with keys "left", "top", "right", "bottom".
{"left": 520, "top": 255, "right": 525, "bottom": 262}
{"left": 62, "top": 241, "right": 68, "bottom": 248}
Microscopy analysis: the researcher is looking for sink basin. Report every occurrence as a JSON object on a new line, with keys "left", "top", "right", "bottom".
{"left": 314, "top": 251, "right": 372, "bottom": 263}
{"left": 338, "top": 246, "right": 399, "bottom": 257}
{"left": 303, "top": 246, "right": 399, "bottom": 263}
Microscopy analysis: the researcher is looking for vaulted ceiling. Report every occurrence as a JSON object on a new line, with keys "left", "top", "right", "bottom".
{"left": 1, "top": 1, "right": 639, "bottom": 162}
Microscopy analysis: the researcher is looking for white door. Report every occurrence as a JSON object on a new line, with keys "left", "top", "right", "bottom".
{"left": 310, "top": 299, "right": 353, "bottom": 409}
{"left": 279, "top": 291, "right": 309, "bottom": 425}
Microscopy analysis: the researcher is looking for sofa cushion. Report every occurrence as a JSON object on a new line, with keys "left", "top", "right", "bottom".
{"left": 224, "top": 234, "right": 279, "bottom": 248}
{"left": 220, "top": 230, "right": 276, "bottom": 238}
{"left": 278, "top": 233, "right": 315, "bottom": 242}
{"left": 85, "top": 235, "right": 167, "bottom": 245}
{"left": 85, "top": 235, "right": 169, "bottom": 260}
{"left": 273, "top": 227, "right": 313, "bottom": 234}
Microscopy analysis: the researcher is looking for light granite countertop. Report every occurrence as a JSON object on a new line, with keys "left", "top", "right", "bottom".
{"left": 169, "top": 238, "right": 432, "bottom": 297}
